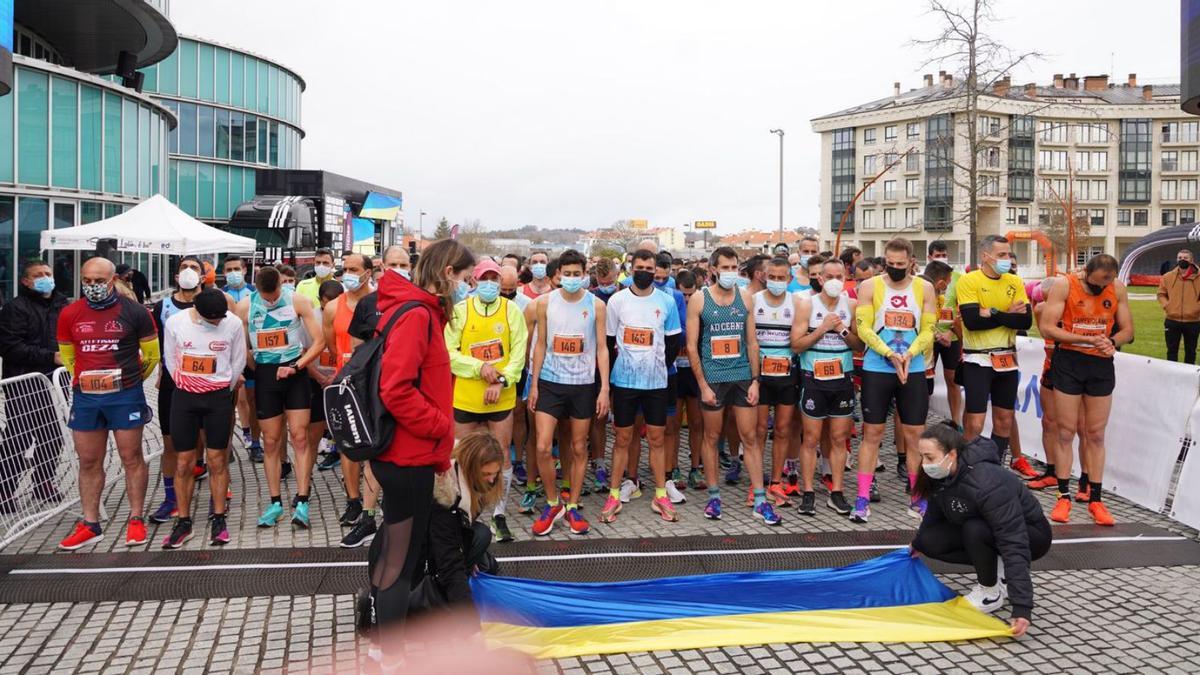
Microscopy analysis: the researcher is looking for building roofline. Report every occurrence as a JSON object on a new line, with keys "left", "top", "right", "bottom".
{"left": 179, "top": 33, "right": 306, "bottom": 91}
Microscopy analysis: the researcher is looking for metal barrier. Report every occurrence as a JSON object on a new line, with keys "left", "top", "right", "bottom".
{"left": 0, "top": 368, "right": 163, "bottom": 550}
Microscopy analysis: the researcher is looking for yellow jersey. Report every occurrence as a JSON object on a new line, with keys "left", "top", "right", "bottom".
{"left": 954, "top": 270, "right": 1029, "bottom": 356}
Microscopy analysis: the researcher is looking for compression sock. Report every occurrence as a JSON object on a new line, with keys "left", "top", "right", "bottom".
{"left": 707, "top": 486, "right": 720, "bottom": 500}
{"left": 1043, "top": 464, "right": 1056, "bottom": 478}
{"left": 1089, "top": 482, "right": 1104, "bottom": 503}
{"left": 495, "top": 467, "right": 514, "bottom": 516}
{"left": 271, "top": 495, "right": 282, "bottom": 505}
{"left": 990, "top": 435, "right": 1009, "bottom": 462}
{"left": 857, "top": 472, "right": 874, "bottom": 501}
{"left": 1057, "top": 478, "right": 1071, "bottom": 496}
{"left": 163, "top": 477, "right": 176, "bottom": 502}
{"left": 655, "top": 487, "right": 667, "bottom": 500}
{"left": 609, "top": 488, "right": 621, "bottom": 501}
{"left": 753, "top": 488, "right": 766, "bottom": 508}
{"left": 1078, "top": 473, "right": 1090, "bottom": 494}
{"left": 295, "top": 494, "right": 309, "bottom": 503}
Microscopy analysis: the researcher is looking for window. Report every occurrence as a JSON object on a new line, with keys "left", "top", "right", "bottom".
{"left": 1074, "top": 179, "right": 1108, "bottom": 200}
{"left": 1120, "top": 119, "right": 1152, "bottom": 203}
{"left": 1163, "top": 121, "right": 1200, "bottom": 143}
{"left": 1089, "top": 209, "right": 1105, "bottom": 227}
{"left": 982, "top": 115, "right": 1001, "bottom": 136}
{"left": 198, "top": 42, "right": 214, "bottom": 101}
{"left": 981, "top": 175, "right": 1000, "bottom": 196}
{"left": 1164, "top": 209, "right": 1178, "bottom": 227}
{"left": 883, "top": 209, "right": 896, "bottom": 229}
{"left": 80, "top": 86, "right": 101, "bottom": 191}
{"left": 831, "top": 128, "right": 856, "bottom": 232}
{"left": 1185, "top": 180, "right": 1199, "bottom": 201}
{"left": 905, "top": 178, "right": 919, "bottom": 198}
{"left": 177, "top": 102, "right": 197, "bottom": 156}
{"left": 905, "top": 207, "right": 918, "bottom": 227}
{"left": 980, "top": 146, "right": 1000, "bottom": 168}
{"left": 216, "top": 108, "right": 230, "bottom": 159}
{"left": 864, "top": 128, "right": 876, "bottom": 144}
{"left": 230, "top": 112, "right": 244, "bottom": 162}
{"left": 198, "top": 163, "right": 214, "bottom": 218}
{"left": 884, "top": 152, "right": 898, "bottom": 167}
{"left": 907, "top": 122, "right": 920, "bottom": 139}
{"left": 50, "top": 76, "right": 77, "bottom": 189}
{"left": 864, "top": 155, "right": 877, "bottom": 174}
{"left": 1183, "top": 151, "right": 1200, "bottom": 171}
{"left": 906, "top": 151, "right": 920, "bottom": 171}
{"left": 1076, "top": 123, "right": 1110, "bottom": 143}
{"left": 198, "top": 106, "right": 215, "bottom": 157}
{"left": 1183, "top": 209, "right": 1197, "bottom": 225}
{"left": 863, "top": 184, "right": 876, "bottom": 202}
{"left": 1075, "top": 151, "right": 1108, "bottom": 172}
{"left": 1038, "top": 150, "right": 1068, "bottom": 171}
{"left": 1162, "top": 151, "right": 1179, "bottom": 171}
{"left": 121, "top": 99, "right": 137, "bottom": 196}
{"left": 1038, "top": 120, "right": 1069, "bottom": 143}
{"left": 177, "top": 161, "right": 197, "bottom": 215}
{"left": 1040, "top": 178, "right": 1068, "bottom": 200}
{"left": 884, "top": 125, "right": 896, "bottom": 142}
{"left": 1117, "top": 209, "right": 1130, "bottom": 226}
{"left": 1006, "top": 207, "right": 1018, "bottom": 224}
{"left": 883, "top": 180, "right": 896, "bottom": 200}
{"left": 861, "top": 209, "right": 875, "bottom": 229}
{"left": 215, "top": 48, "right": 230, "bottom": 104}
{"left": 17, "top": 198, "right": 47, "bottom": 282}
{"left": 16, "top": 69, "right": 48, "bottom": 186}
{"left": 1134, "top": 209, "right": 1148, "bottom": 226}
{"left": 1163, "top": 180, "right": 1179, "bottom": 200}
{"left": 179, "top": 39, "right": 197, "bottom": 98}
{"left": 244, "top": 117, "right": 257, "bottom": 163}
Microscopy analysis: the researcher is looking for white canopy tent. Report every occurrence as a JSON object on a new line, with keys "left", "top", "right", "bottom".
{"left": 40, "top": 194, "right": 256, "bottom": 255}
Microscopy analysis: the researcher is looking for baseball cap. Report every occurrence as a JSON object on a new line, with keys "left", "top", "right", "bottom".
{"left": 194, "top": 288, "right": 228, "bottom": 321}
{"left": 473, "top": 258, "right": 502, "bottom": 281}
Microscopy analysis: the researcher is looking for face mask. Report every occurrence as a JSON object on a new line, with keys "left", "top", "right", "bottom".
{"left": 225, "top": 271, "right": 244, "bottom": 288}
{"left": 531, "top": 263, "right": 547, "bottom": 280}
{"left": 476, "top": 280, "right": 500, "bottom": 303}
{"left": 397, "top": 268, "right": 412, "bottom": 280}
{"left": 810, "top": 278, "right": 823, "bottom": 293}
{"left": 82, "top": 282, "right": 113, "bottom": 304}
{"left": 342, "top": 273, "right": 364, "bottom": 292}
{"left": 922, "top": 454, "right": 953, "bottom": 480}
{"left": 632, "top": 270, "right": 654, "bottom": 290}
{"left": 1086, "top": 282, "right": 1107, "bottom": 296}
{"left": 792, "top": 264, "right": 804, "bottom": 278}
{"left": 32, "top": 276, "right": 55, "bottom": 295}
{"left": 454, "top": 279, "right": 471, "bottom": 303}
{"left": 178, "top": 268, "right": 200, "bottom": 290}
{"left": 561, "top": 276, "right": 585, "bottom": 294}
{"left": 799, "top": 255, "right": 811, "bottom": 267}
{"left": 314, "top": 264, "right": 333, "bottom": 279}
{"left": 824, "top": 278, "right": 844, "bottom": 298}
{"left": 717, "top": 271, "right": 739, "bottom": 289}
{"left": 282, "top": 282, "right": 296, "bottom": 292}
{"left": 1180, "top": 259, "right": 1191, "bottom": 270}
{"left": 736, "top": 277, "right": 751, "bottom": 288}
{"left": 993, "top": 258, "right": 1012, "bottom": 275}
{"left": 767, "top": 280, "right": 788, "bottom": 297}
{"left": 500, "top": 290, "right": 517, "bottom": 300}
{"left": 885, "top": 266, "right": 907, "bottom": 282}
{"left": 653, "top": 278, "right": 669, "bottom": 289}
{"left": 597, "top": 283, "right": 617, "bottom": 295}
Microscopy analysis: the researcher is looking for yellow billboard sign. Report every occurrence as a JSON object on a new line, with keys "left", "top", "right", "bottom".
{"left": 694, "top": 220, "right": 716, "bottom": 229}
{"left": 630, "top": 219, "right": 648, "bottom": 230}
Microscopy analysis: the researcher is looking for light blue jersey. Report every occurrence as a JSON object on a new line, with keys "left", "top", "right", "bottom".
{"left": 248, "top": 288, "right": 305, "bottom": 365}
{"left": 606, "top": 287, "right": 681, "bottom": 390}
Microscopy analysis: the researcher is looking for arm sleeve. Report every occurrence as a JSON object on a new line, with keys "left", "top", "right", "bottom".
{"left": 959, "top": 304, "right": 1003, "bottom": 330}
{"left": 501, "top": 301, "right": 527, "bottom": 383}
{"left": 607, "top": 335, "right": 619, "bottom": 372}
{"left": 855, "top": 302, "right": 893, "bottom": 358}
{"left": 0, "top": 304, "right": 57, "bottom": 369}
{"left": 664, "top": 332, "right": 681, "bottom": 366}
{"left": 906, "top": 311, "right": 936, "bottom": 358}
{"left": 379, "top": 310, "right": 452, "bottom": 443}
{"left": 990, "top": 310, "right": 1034, "bottom": 331}
{"left": 444, "top": 303, "right": 484, "bottom": 379}
{"left": 139, "top": 337, "right": 161, "bottom": 382}
{"left": 977, "top": 471, "right": 1035, "bottom": 620}
{"left": 58, "top": 343, "right": 76, "bottom": 377}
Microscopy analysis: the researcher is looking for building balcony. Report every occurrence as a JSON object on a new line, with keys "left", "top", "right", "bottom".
{"left": 1161, "top": 194, "right": 1198, "bottom": 203}
{"left": 1162, "top": 134, "right": 1200, "bottom": 145}
{"left": 978, "top": 163, "right": 1004, "bottom": 172}
{"left": 925, "top": 220, "right": 954, "bottom": 233}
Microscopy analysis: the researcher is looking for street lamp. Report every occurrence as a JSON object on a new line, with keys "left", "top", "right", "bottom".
{"left": 419, "top": 211, "right": 427, "bottom": 243}
{"left": 770, "top": 129, "right": 784, "bottom": 244}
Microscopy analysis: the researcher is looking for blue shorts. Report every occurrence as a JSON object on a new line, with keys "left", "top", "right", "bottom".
{"left": 68, "top": 387, "right": 152, "bottom": 432}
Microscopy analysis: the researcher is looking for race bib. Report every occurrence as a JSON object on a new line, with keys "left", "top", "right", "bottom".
{"left": 256, "top": 328, "right": 288, "bottom": 350}
{"left": 938, "top": 308, "right": 954, "bottom": 322}
{"left": 1071, "top": 321, "right": 1107, "bottom": 338}
{"left": 761, "top": 355, "right": 791, "bottom": 376}
{"left": 552, "top": 334, "right": 585, "bottom": 356}
{"left": 319, "top": 350, "right": 337, "bottom": 368}
{"left": 78, "top": 369, "right": 122, "bottom": 394}
{"left": 710, "top": 335, "right": 741, "bottom": 359}
{"left": 622, "top": 326, "right": 654, "bottom": 349}
{"left": 469, "top": 338, "right": 505, "bottom": 363}
{"left": 884, "top": 310, "right": 916, "bottom": 331}
{"left": 812, "top": 358, "right": 844, "bottom": 381}
{"left": 990, "top": 350, "right": 1018, "bottom": 372}
{"left": 181, "top": 353, "right": 217, "bottom": 375}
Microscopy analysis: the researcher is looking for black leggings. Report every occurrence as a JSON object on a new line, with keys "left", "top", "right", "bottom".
{"left": 912, "top": 517, "right": 1052, "bottom": 586}
{"left": 367, "top": 460, "right": 435, "bottom": 637}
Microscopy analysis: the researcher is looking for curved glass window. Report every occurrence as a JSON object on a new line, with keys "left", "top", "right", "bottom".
{"left": 177, "top": 102, "right": 196, "bottom": 156}
{"left": 198, "top": 43, "right": 214, "bottom": 101}
{"left": 80, "top": 86, "right": 101, "bottom": 191}
{"left": 51, "top": 77, "right": 78, "bottom": 189}
{"left": 103, "top": 91, "right": 122, "bottom": 193}
{"left": 198, "top": 105, "right": 214, "bottom": 157}
{"left": 138, "top": 105, "right": 151, "bottom": 197}
{"left": 122, "top": 99, "right": 137, "bottom": 195}
{"left": 230, "top": 51, "right": 244, "bottom": 108}
{"left": 178, "top": 40, "right": 197, "bottom": 98}
{"left": 17, "top": 69, "right": 49, "bottom": 185}
{"left": 215, "top": 48, "right": 229, "bottom": 105}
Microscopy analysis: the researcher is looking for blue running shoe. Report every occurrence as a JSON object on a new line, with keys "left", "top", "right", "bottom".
{"left": 518, "top": 489, "right": 537, "bottom": 514}
{"left": 149, "top": 499, "right": 177, "bottom": 524}
{"left": 513, "top": 461, "right": 527, "bottom": 485}
{"left": 754, "top": 501, "right": 782, "bottom": 526}
{"left": 724, "top": 460, "right": 742, "bottom": 485}
{"left": 257, "top": 502, "right": 285, "bottom": 528}
{"left": 292, "top": 501, "right": 311, "bottom": 528}
{"left": 703, "top": 497, "right": 723, "bottom": 520}
{"left": 594, "top": 465, "right": 609, "bottom": 493}
{"left": 849, "top": 497, "right": 871, "bottom": 524}
{"left": 248, "top": 441, "right": 263, "bottom": 463}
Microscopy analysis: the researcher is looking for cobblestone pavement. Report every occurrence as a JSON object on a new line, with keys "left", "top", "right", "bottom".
{"left": 2, "top": 420, "right": 1199, "bottom": 673}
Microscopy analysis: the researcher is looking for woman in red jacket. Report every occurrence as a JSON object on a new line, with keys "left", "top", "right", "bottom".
{"left": 369, "top": 238, "right": 475, "bottom": 655}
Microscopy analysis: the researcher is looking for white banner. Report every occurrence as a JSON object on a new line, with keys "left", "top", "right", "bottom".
{"left": 930, "top": 337, "right": 1200, "bottom": 513}
{"left": 1170, "top": 407, "right": 1200, "bottom": 530}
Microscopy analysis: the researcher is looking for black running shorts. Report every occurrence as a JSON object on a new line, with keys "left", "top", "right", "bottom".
{"left": 170, "top": 389, "right": 235, "bottom": 452}
{"left": 535, "top": 379, "right": 597, "bottom": 421}
{"left": 612, "top": 385, "right": 668, "bottom": 427}
{"left": 860, "top": 370, "right": 929, "bottom": 426}
{"left": 1049, "top": 348, "right": 1115, "bottom": 397}
{"left": 254, "top": 363, "right": 312, "bottom": 419}
{"left": 961, "top": 361, "right": 1020, "bottom": 414}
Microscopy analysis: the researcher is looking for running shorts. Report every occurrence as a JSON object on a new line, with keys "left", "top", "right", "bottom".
{"left": 933, "top": 340, "right": 962, "bottom": 371}
{"left": 700, "top": 380, "right": 753, "bottom": 412}
{"left": 612, "top": 385, "right": 668, "bottom": 427}
{"left": 1049, "top": 348, "right": 1115, "bottom": 397}
{"left": 158, "top": 369, "right": 176, "bottom": 435}
{"left": 535, "top": 379, "right": 596, "bottom": 421}
{"left": 961, "top": 361, "right": 1020, "bottom": 413}
{"left": 253, "top": 363, "right": 312, "bottom": 419}
{"left": 758, "top": 379, "right": 799, "bottom": 407}
{"left": 859, "top": 370, "right": 929, "bottom": 426}
{"left": 309, "top": 378, "right": 326, "bottom": 423}
{"left": 676, "top": 366, "right": 701, "bottom": 399}
{"left": 68, "top": 386, "right": 152, "bottom": 432}
{"left": 453, "top": 408, "right": 513, "bottom": 425}
{"left": 799, "top": 376, "right": 855, "bottom": 420}
{"left": 170, "top": 388, "right": 235, "bottom": 451}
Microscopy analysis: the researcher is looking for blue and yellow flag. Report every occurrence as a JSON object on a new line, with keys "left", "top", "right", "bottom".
{"left": 471, "top": 550, "right": 1012, "bottom": 658}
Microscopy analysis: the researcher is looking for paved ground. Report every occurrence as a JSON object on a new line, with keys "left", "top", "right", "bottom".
{"left": 1, "top": 415, "right": 1198, "bottom": 674}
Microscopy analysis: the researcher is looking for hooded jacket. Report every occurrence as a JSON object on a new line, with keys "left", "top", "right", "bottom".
{"left": 1158, "top": 263, "right": 1200, "bottom": 323}
{"left": 921, "top": 437, "right": 1050, "bottom": 621}
{"left": 375, "top": 270, "right": 454, "bottom": 470}
{"left": 0, "top": 284, "right": 70, "bottom": 379}
{"left": 422, "top": 459, "right": 498, "bottom": 609}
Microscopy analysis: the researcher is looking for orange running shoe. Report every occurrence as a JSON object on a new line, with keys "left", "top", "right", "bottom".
{"left": 1049, "top": 497, "right": 1072, "bottom": 523}
{"left": 59, "top": 521, "right": 103, "bottom": 550}
{"left": 767, "top": 483, "right": 792, "bottom": 507}
{"left": 1074, "top": 484, "right": 1091, "bottom": 503}
{"left": 1010, "top": 457, "right": 1039, "bottom": 479}
{"left": 1088, "top": 501, "right": 1115, "bottom": 526}
{"left": 124, "top": 516, "right": 148, "bottom": 546}
{"left": 1027, "top": 475, "right": 1058, "bottom": 490}
{"left": 745, "top": 489, "right": 755, "bottom": 508}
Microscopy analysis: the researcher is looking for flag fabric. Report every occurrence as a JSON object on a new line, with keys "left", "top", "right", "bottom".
{"left": 470, "top": 549, "right": 1012, "bottom": 658}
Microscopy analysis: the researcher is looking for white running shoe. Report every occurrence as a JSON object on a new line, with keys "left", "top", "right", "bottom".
{"left": 963, "top": 583, "right": 1007, "bottom": 614}
{"left": 619, "top": 478, "right": 642, "bottom": 503}
{"left": 997, "top": 555, "right": 1007, "bottom": 585}
{"left": 665, "top": 481, "right": 687, "bottom": 504}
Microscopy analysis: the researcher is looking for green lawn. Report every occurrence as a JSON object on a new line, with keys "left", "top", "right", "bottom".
{"left": 1028, "top": 297, "right": 1167, "bottom": 360}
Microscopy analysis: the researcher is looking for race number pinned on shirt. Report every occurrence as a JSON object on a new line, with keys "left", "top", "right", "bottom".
{"left": 181, "top": 353, "right": 217, "bottom": 375}
{"left": 78, "top": 369, "right": 123, "bottom": 394}
{"left": 710, "top": 335, "right": 741, "bottom": 359}
{"left": 938, "top": 308, "right": 954, "bottom": 322}
{"left": 1071, "top": 321, "right": 1107, "bottom": 339}
{"left": 812, "top": 358, "right": 844, "bottom": 381}
{"left": 761, "top": 355, "right": 791, "bottom": 376}
{"left": 552, "top": 334, "right": 585, "bottom": 356}
{"left": 256, "top": 328, "right": 288, "bottom": 350}
{"left": 989, "top": 350, "right": 1018, "bottom": 372}
{"left": 469, "top": 338, "right": 505, "bottom": 363}
{"left": 622, "top": 326, "right": 654, "bottom": 350}
{"left": 884, "top": 310, "right": 915, "bottom": 331}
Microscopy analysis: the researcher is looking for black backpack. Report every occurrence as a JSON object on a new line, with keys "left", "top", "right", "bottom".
{"left": 323, "top": 301, "right": 429, "bottom": 461}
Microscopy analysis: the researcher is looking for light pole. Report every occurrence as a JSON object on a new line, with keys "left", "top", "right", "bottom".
{"left": 418, "top": 211, "right": 427, "bottom": 244}
{"left": 770, "top": 129, "right": 784, "bottom": 244}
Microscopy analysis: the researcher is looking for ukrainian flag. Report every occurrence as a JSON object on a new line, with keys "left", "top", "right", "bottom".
{"left": 470, "top": 549, "right": 1011, "bottom": 658}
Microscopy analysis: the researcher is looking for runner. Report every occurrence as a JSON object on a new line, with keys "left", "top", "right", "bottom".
{"left": 955, "top": 235, "right": 1037, "bottom": 479}
{"left": 444, "top": 258, "right": 527, "bottom": 542}
{"left": 673, "top": 269, "right": 707, "bottom": 491}
{"left": 57, "top": 257, "right": 160, "bottom": 550}
{"left": 600, "top": 249, "right": 682, "bottom": 524}
{"left": 1037, "top": 254, "right": 1132, "bottom": 526}
{"left": 528, "top": 250, "right": 609, "bottom": 535}
{"left": 853, "top": 237, "right": 936, "bottom": 523}
{"left": 237, "top": 266, "right": 326, "bottom": 529}
{"left": 586, "top": 259, "right": 620, "bottom": 493}
{"left": 788, "top": 235, "right": 820, "bottom": 293}
{"left": 502, "top": 265, "right": 540, "bottom": 521}
{"left": 754, "top": 257, "right": 801, "bottom": 507}
{"left": 295, "top": 248, "right": 338, "bottom": 305}
{"left": 313, "top": 280, "right": 345, "bottom": 473}
{"left": 793, "top": 258, "right": 862, "bottom": 517}
{"left": 160, "top": 289, "right": 246, "bottom": 548}
{"left": 687, "top": 246, "right": 780, "bottom": 526}
{"left": 653, "top": 253, "right": 689, "bottom": 505}
{"left": 522, "top": 251, "right": 553, "bottom": 299}
{"left": 223, "top": 255, "right": 261, "bottom": 462}
{"left": 928, "top": 241, "right": 964, "bottom": 428}
{"left": 922, "top": 260, "right": 954, "bottom": 398}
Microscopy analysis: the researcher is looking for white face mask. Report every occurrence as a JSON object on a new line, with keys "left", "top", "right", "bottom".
{"left": 178, "top": 268, "right": 200, "bottom": 290}
{"left": 314, "top": 264, "right": 333, "bottom": 279}
{"left": 823, "top": 278, "right": 844, "bottom": 298}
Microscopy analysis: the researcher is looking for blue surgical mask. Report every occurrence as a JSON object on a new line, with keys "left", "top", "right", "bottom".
{"left": 225, "top": 271, "right": 244, "bottom": 288}
{"left": 314, "top": 264, "right": 333, "bottom": 279}
{"left": 342, "top": 273, "right": 364, "bottom": 292}
{"left": 398, "top": 268, "right": 412, "bottom": 280}
{"left": 476, "top": 280, "right": 500, "bottom": 303}
{"left": 32, "top": 276, "right": 55, "bottom": 295}
{"left": 994, "top": 258, "right": 1012, "bottom": 275}
{"left": 922, "top": 454, "right": 953, "bottom": 480}
{"left": 282, "top": 282, "right": 295, "bottom": 292}
{"left": 792, "top": 264, "right": 804, "bottom": 278}
{"left": 799, "top": 255, "right": 811, "bottom": 267}
{"left": 767, "top": 280, "right": 789, "bottom": 297}
{"left": 736, "top": 276, "right": 751, "bottom": 288}
{"left": 531, "top": 263, "right": 547, "bottom": 280}
{"left": 454, "top": 279, "right": 471, "bottom": 303}
{"left": 653, "top": 278, "right": 669, "bottom": 289}
{"left": 717, "top": 271, "right": 739, "bottom": 290}
{"left": 561, "top": 276, "right": 585, "bottom": 293}
{"left": 597, "top": 283, "right": 617, "bottom": 295}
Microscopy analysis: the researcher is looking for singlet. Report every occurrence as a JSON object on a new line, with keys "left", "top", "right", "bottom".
{"left": 752, "top": 290, "right": 796, "bottom": 381}
{"left": 224, "top": 283, "right": 254, "bottom": 303}
{"left": 333, "top": 294, "right": 357, "bottom": 370}
{"left": 154, "top": 294, "right": 194, "bottom": 370}
{"left": 1059, "top": 274, "right": 1117, "bottom": 358}
{"left": 56, "top": 296, "right": 157, "bottom": 394}
{"left": 863, "top": 276, "right": 926, "bottom": 374}
{"left": 522, "top": 282, "right": 551, "bottom": 300}
{"left": 539, "top": 291, "right": 597, "bottom": 386}
{"left": 955, "top": 270, "right": 1028, "bottom": 364}
{"left": 248, "top": 287, "right": 305, "bottom": 365}
{"left": 798, "top": 291, "right": 855, "bottom": 389}
{"left": 935, "top": 282, "right": 958, "bottom": 342}
{"left": 605, "top": 287, "right": 681, "bottom": 390}
{"left": 164, "top": 310, "right": 245, "bottom": 393}
{"left": 699, "top": 286, "right": 752, "bottom": 384}
{"left": 454, "top": 297, "right": 517, "bottom": 413}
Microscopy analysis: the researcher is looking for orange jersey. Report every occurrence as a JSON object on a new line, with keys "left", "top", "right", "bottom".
{"left": 1059, "top": 274, "right": 1117, "bottom": 357}
{"left": 333, "top": 294, "right": 356, "bottom": 369}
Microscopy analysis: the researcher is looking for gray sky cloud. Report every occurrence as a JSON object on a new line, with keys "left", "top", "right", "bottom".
{"left": 173, "top": 0, "right": 1179, "bottom": 235}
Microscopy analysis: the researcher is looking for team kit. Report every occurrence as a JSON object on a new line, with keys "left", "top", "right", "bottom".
{"left": 55, "top": 233, "right": 1131, "bottom": 550}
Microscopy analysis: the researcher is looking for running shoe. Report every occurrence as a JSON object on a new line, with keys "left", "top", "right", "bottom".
{"left": 192, "top": 464, "right": 208, "bottom": 481}
{"left": 59, "top": 521, "right": 102, "bottom": 551}
{"left": 718, "top": 447, "right": 732, "bottom": 469}
{"left": 687, "top": 468, "right": 707, "bottom": 491}
{"left": 1027, "top": 474, "right": 1058, "bottom": 490}
{"left": 797, "top": 491, "right": 816, "bottom": 516}
{"left": 827, "top": 491, "right": 852, "bottom": 515}
{"left": 518, "top": 489, "right": 538, "bottom": 514}
{"left": 340, "top": 500, "right": 363, "bottom": 526}
{"left": 1050, "top": 496, "right": 1072, "bottom": 523}
{"left": 513, "top": 461, "right": 527, "bottom": 485}
{"left": 594, "top": 465, "right": 609, "bottom": 493}
{"left": 291, "top": 501, "right": 311, "bottom": 528}
{"left": 848, "top": 497, "right": 871, "bottom": 524}
{"left": 1010, "top": 456, "right": 1039, "bottom": 479}
{"left": 341, "top": 516, "right": 377, "bottom": 548}
{"left": 665, "top": 481, "right": 687, "bottom": 505}
{"left": 783, "top": 476, "right": 801, "bottom": 496}
{"left": 491, "top": 515, "right": 514, "bottom": 543}
{"left": 963, "top": 583, "right": 1006, "bottom": 614}
{"left": 766, "top": 482, "right": 792, "bottom": 507}
{"left": 753, "top": 502, "right": 782, "bottom": 526}
{"left": 248, "top": 442, "right": 264, "bottom": 463}
{"left": 651, "top": 496, "right": 678, "bottom": 522}
{"left": 820, "top": 474, "right": 833, "bottom": 493}
{"left": 565, "top": 507, "right": 590, "bottom": 534}
{"left": 908, "top": 497, "right": 927, "bottom": 518}
{"left": 210, "top": 515, "right": 230, "bottom": 546}
{"left": 724, "top": 460, "right": 742, "bottom": 485}
{"left": 874, "top": 459, "right": 886, "bottom": 473}
{"left": 997, "top": 555, "right": 1007, "bottom": 585}
{"left": 124, "top": 517, "right": 147, "bottom": 546}
{"left": 257, "top": 502, "right": 285, "bottom": 528}
{"left": 317, "top": 450, "right": 341, "bottom": 471}
{"left": 869, "top": 480, "right": 881, "bottom": 503}
{"left": 281, "top": 461, "right": 293, "bottom": 481}
{"left": 618, "top": 478, "right": 642, "bottom": 503}
{"left": 671, "top": 468, "right": 686, "bottom": 490}
{"left": 600, "top": 496, "right": 622, "bottom": 523}
{"left": 532, "top": 503, "right": 565, "bottom": 536}
{"left": 149, "top": 499, "right": 178, "bottom": 524}
{"left": 703, "top": 497, "right": 723, "bottom": 520}
{"left": 1088, "top": 501, "right": 1115, "bottom": 526}
{"left": 578, "top": 479, "right": 591, "bottom": 497}
{"left": 242, "top": 428, "right": 253, "bottom": 447}
{"left": 895, "top": 456, "right": 907, "bottom": 483}
{"left": 162, "top": 518, "right": 193, "bottom": 549}
{"left": 1074, "top": 484, "right": 1092, "bottom": 503}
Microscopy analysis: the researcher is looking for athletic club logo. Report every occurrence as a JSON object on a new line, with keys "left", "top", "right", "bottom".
{"left": 493, "top": 324, "right": 504, "bottom": 335}
{"left": 209, "top": 341, "right": 229, "bottom": 351}
{"left": 890, "top": 296, "right": 909, "bottom": 308}
{"left": 104, "top": 321, "right": 123, "bottom": 333}
{"left": 77, "top": 322, "right": 95, "bottom": 334}
{"left": 1102, "top": 299, "right": 1113, "bottom": 309}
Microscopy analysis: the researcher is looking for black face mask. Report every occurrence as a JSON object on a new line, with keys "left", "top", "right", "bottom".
{"left": 500, "top": 290, "right": 517, "bottom": 300}
{"left": 885, "top": 266, "right": 907, "bottom": 282}
{"left": 810, "top": 278, "right": 823, "bottom": 293}
{"left": 1086, "top": 282, "right": 1107, "bottom": 296}
{"left": 1180, "top": 259, "right": 1191, "bottom": 270}
{"left": 632, "top": 270, "right": 654, "bottom": 290}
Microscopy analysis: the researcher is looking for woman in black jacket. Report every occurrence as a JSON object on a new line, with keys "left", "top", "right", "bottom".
{"left": 910, "top": 424, "right": 1052, "bottom": 637}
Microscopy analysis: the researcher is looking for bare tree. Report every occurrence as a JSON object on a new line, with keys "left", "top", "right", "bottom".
{"left": 606, "top": 220, "right": 646, "bottom": 254}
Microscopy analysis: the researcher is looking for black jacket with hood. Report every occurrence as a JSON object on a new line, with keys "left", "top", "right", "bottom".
{"left": 0, "top": 284, "right": 70, "bottom": 379}
{"left": 920, "top": 437, "right": 1050, "bottom": 620}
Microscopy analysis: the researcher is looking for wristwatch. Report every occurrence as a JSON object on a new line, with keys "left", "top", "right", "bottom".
{"left": 497, "top": 375, "right": 509, "bottom": 388}
{"left": 839, "top": 329, "right": 850, "bottom": 338}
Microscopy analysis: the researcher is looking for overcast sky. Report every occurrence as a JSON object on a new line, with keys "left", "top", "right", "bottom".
{"left": 173, "top": 0, "right": 1180, "bottom": 235}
